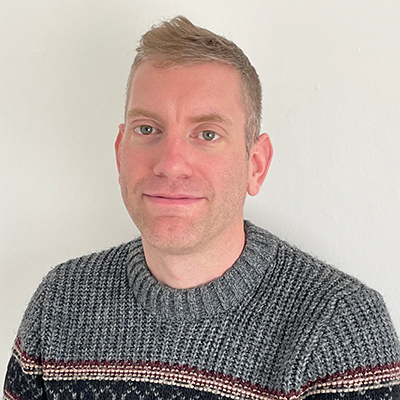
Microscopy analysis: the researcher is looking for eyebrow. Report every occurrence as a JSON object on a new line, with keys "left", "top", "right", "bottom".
{"left": 127, "top": 108, "right": 233, "bottom": 126}
{"left": 189, "top": 113, "right": 233, "bottom": 126}
{"left": 127, "top": 107, "right": 163, "bottom": 122}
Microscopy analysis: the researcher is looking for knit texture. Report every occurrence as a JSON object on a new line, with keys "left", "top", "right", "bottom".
{"left": 4, "top": 221, "right": 400, "bottom": 399}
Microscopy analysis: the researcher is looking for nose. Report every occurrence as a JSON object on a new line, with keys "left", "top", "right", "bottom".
{"left": 153, "top": 136, "right": 193, "bottom": 180}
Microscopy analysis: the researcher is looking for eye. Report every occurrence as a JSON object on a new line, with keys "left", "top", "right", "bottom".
{"left": 199, "top": 130, "right": 219, "bottom": 141}
{"left": 134, "top": 125, "right": 157, "bottom": 135}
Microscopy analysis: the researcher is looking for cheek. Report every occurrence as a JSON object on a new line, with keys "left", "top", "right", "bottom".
{"left": 208, "top": 156, "right": 249, "bottom": 194}
{"left": 119, "top": 147, "right": 148, "bottom": 178}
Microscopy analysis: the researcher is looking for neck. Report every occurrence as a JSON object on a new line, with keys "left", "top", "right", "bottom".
{"left": 142, "top": 220, "right": 246, "bottom": 289}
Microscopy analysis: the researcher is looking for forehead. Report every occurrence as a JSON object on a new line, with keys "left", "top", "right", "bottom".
{"left": 128, "top": 61, "right": 245, "bottom": 114}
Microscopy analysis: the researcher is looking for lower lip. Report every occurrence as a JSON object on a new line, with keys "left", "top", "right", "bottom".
{"left": 144, "top": 195, "right": 203, "bottom": 206}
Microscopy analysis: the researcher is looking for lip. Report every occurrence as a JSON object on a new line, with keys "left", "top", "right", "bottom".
{"left": 143, "top": 194, "right": 204, "bottom": 206}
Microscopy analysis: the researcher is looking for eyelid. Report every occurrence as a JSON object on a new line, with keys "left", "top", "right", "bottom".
{"left": 197, "top": 130, "right": 221, "bottom": 141}
{"left": 132, "top": 123, "right": 162, "bottom": 135}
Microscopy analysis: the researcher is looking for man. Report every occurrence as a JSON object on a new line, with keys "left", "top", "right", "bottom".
{"left": 4, "top": 16, "right": 400, "bottom": 400}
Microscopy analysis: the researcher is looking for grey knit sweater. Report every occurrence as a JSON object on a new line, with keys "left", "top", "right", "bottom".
{"left": 4, "top": 221, "right": 400, "bottom": 399}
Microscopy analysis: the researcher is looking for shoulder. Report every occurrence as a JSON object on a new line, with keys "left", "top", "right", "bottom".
{"left": 35, "top": 238, "right": 143, "bottom": 300}
{"left": 249, "top": 221, "right": 397, "bottom": 334}
{"left": 245, "top": 220, "right": 367, "bottom": 299}
{"left": 245, "top": 221, "right": 399, "bottom": 348}
{"left": 246, "top": 221, "right": 400, "bottom": 393}
{"left": 44, "top": 239, "right": 139, "bottom": 284}
{"left": 16, "top": 239, "right": 141, "bottom": 355}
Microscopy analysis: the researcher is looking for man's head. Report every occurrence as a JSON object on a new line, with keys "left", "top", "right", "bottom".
{"left": 125, "top": 16, "right": 262, "bottom": 153}
{"left": 116, "top": 16, "right": 272, "bottom": 258}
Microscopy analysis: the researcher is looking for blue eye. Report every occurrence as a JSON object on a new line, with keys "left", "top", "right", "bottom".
{"left": 201, "top": 131, "right": 217, "bottom": 141}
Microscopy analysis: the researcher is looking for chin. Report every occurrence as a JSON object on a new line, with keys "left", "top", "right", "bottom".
{"left": 136, "top": 215, "right": 206, "bottom": 253}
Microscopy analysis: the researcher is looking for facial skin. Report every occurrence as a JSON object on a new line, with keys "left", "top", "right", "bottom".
{"left": 115, "top": 61, "right": 272, "bottom": 287}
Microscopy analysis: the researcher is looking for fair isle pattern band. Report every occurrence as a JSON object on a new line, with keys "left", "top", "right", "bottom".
{"left": 13, "top": 339, "right": 400, "bottom": 400}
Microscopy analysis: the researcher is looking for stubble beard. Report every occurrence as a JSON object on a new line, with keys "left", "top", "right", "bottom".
{"left": 121, "top": 177, "right": 248, "bottom": 256}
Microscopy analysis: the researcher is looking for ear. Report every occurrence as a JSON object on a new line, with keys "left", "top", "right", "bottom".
{"left": 247, "top": 133, "right": 273, "bottom": 196}
{"left": 115, "top": 123, "right": 125, "bottom": 175}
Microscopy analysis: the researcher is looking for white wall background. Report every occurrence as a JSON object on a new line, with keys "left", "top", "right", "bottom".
{"left": 1, "top": 0, "right": 399, "bottom": 384}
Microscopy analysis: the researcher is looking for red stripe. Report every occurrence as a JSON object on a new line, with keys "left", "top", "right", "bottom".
{"left": 13, "top": 337, "right": 400, "bottom": 400}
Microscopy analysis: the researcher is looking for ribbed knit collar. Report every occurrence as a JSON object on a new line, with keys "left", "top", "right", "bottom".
{"left": 126, "top": 221, "right": 278, "bottom": 320}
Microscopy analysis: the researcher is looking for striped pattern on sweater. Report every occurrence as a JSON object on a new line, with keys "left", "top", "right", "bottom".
{"left": 4, "top": 221, "right": 400, "bottom": 399}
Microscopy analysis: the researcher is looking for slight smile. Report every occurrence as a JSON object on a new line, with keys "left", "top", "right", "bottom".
{"left": 143, "top": 194, "right": 205, "bottom": 206}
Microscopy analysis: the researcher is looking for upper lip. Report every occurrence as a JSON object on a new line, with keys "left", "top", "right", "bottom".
{"left": 144, "top": 193, "right": 203, "bottom": 199}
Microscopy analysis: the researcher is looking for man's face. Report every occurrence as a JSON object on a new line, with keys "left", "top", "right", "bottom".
{"left": 116, "top": 61, "right": 263, "bottom": 254}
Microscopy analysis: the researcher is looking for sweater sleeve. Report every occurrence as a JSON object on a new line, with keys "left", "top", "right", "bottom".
{"left": 302, "top": 286, "right": 400, "bottom": 399}
{"left": 3, "top": 355, "right": 46, "bottom": 400}
{"left": 3, "top": 277, "right": 48, "bottom": 400}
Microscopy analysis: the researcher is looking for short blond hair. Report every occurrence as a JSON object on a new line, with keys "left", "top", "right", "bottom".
{"left": 125, "top": 16, "right": 262, "bottom": 153}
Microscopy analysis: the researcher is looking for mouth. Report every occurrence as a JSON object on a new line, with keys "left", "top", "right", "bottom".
{"left": 143, "top": 193, "right": 204, "bottom": 206}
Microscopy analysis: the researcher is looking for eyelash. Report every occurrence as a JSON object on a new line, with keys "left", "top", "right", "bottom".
{"left": 132, "top": 124, "right": 221, "bottom": 142}
{"left": 133, "top": 125, "right": 161, "bottom": 136}
{"left": 196, "top": 130, "right": 220, "bottom": 141}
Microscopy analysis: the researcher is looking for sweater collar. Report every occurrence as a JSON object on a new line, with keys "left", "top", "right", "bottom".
{"left": 126, "top": 221, "right": 278, "bottom": 320}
